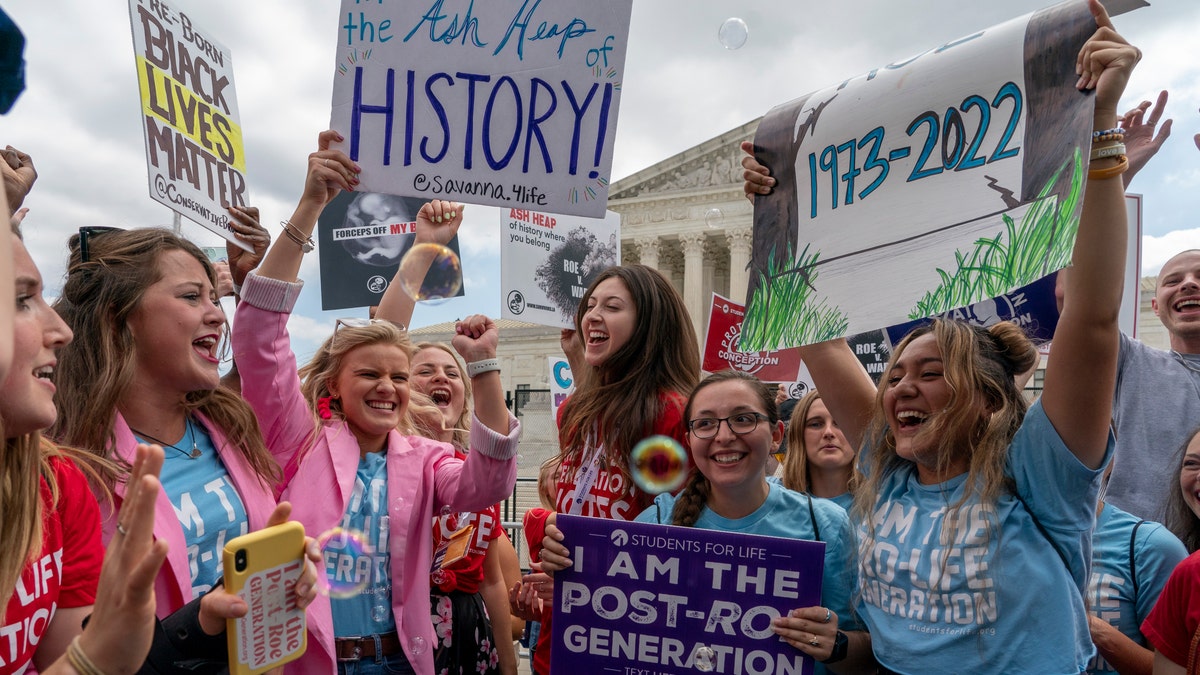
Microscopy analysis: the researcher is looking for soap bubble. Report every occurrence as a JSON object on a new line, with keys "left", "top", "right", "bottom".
{"left": 693, "top": 644, "right": 716, "bottom": 672}
{"left": 315, "top": 527, "right": 374, "bottom": 598}
{"left": 398, "top": 243, "right": 462, "bottom": 304}
{"left": 409, "top": 636, "right": 427, "bottom": 656}
{"left": 371, "top": 604, "right": 390, "bottom": 623}
{"left": 630, "top": 435, "right": 689, "bottom": 494}
{"left": 704, "top": 207, "right": 723, "bottom": 229}
{"left": 718, "top": 18, "right": 749, "bottom": 50}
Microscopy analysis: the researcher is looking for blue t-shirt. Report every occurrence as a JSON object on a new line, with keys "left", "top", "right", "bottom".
{"left": 636, "top": 482, "right": 859, "bottom": 674}
{"left": 151, "top": 419, "right": 249, "bottom": 596}
{"left": 826, "top": 492, "right": 853, "bottom": 511}
{"left": 1087, "top": 503, "right": 1187, "bottom": 675}
{"left": 329, "top": 450, "right": 395, "bottom": 637}
{"left": 855, "top": 401, "right": 1110, "bottom": 674}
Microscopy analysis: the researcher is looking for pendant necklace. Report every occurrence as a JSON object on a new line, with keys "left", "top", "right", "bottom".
{"left": 130, "top": 418, "right": 201, "bottom": 459}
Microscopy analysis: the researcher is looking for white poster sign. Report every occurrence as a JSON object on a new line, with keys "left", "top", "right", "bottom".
{"left": 328, "top": 0, "right": 634, "bottom": 217}
{"left": 742, "top": 2, "right": 1096, "bottom": 349}
{"left": 502, "top": 209, "right": 620, "bottom": 328}
{"left": 128, "top": 0, "right": 251, "bottom": 251}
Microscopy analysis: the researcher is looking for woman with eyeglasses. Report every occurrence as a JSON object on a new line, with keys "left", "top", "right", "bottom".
{"left": 52, "top": 215, "right": 322, "bottom": 672}
{"left": 231, "top": 130, "right": 520, "bottom": 675}
{"left": 544, "top": 370, "right": 872, "bottom": 672}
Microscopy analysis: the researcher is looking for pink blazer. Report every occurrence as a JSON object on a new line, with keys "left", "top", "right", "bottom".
{"left": 234, "top": 273, "right": 520, "bottom": 675}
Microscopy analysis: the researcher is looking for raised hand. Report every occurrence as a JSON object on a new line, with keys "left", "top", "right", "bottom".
{"left": 225, "top": 206, "right": 270, "bottom": 286}
{"left": 2, "top": 145, "right": 36, "bottom": 214}
{"left": 1120, "top": 90, "right": 1172, "bottom": 187}
{"left": 740, "top": 140, "right": 774, "bottom": 201}
{"left": 452, "top": 314, "right": 499, "bottom": 363}
{"left": 415, "top": 200, "right": 464, "bottom": 247}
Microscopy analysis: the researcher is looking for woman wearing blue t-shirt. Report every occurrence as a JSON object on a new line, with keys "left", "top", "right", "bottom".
{"left": 740, "top": 3, "right": 1137, "bottom": 672}
{"left": 542, "top": 370, "right": 873, "bottom": 672}
{"left": 780, "top": 391, "right": 858, "bottom": 510}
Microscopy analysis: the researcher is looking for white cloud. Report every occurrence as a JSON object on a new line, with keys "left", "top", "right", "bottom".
{"left": 1142, "top": 228, "right": 1200, "bottom": 276}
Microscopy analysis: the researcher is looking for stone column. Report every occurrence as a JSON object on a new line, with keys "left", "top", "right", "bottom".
{"left": 726, "top": 228, "right": 753, "bottom": 304}
{"left": 679, "top": 233, "right": 708, "bottom": 342}
{"left": 635, "top": 236, "right": 660, "bottom": 270}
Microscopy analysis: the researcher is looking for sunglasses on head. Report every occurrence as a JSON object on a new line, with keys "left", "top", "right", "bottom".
{"left": 77, "top": 226, "right": 122, "bottom": 264}
{"left": 334, "top": 317, "right": 397, "bottom": 333}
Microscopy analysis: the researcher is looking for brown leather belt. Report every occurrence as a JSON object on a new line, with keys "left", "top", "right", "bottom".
{"left": 334, "top": 631, "right": 403, "bottom": 661}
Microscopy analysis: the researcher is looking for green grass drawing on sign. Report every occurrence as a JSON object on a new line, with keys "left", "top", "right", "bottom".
{"left": 740, "top": 243, "right": 849, "bottom": 351}
{"left": 908, "top": 149, "right": 1084, "bottom": 319}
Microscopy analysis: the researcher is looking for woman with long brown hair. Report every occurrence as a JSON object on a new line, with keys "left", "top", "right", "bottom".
{"left": 781, "top": 391, "right": 858, "bottom": 509}
{"left": 52, "top": 220, "right": 322, "bottom": 670}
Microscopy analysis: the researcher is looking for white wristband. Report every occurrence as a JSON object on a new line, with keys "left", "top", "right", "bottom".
{"left": 466, "top": 358, "right": 501, "bottom": 378}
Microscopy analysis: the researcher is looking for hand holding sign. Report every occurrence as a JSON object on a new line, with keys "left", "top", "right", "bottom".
{"left": 303, "top": 129, "right": 360, "bottom": 211}
{"left": 225, "top": 205, "right": 269, "bottom": 286}
{"left": 1075, "top": 0, "right": 1140, "bottom": 115}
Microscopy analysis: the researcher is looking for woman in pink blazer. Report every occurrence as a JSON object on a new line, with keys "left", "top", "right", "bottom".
{"left": 232, "top": 129, "right": 519, "bottom": 675}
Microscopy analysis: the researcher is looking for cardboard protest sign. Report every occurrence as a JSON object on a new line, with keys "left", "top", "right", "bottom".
{"left": 502, "top": 209, "right": 620, "bottom": 327}
{"left": 127, "top": 0, "right": 252, "bottom": 251}
{"left": 317, "top": 191, "right": 464, "bottom": 311}
{"left": 552, "top": 514, "right": 825, "bottom": 674}
{"left": 706, "top": 293, "right": 893, "bottom": 385}
{"left": 703, "top": 293, "right": 803, "bottom": 382}
{"left": 741, "top": 2, "right": 1095, "bottom": 350}
{"left": 328, "top": 0, "right": 633, "bottom": 217}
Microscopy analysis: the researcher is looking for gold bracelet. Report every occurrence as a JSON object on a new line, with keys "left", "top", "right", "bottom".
{"left": 66, "top": 636, "right": 109, "bottom": 675}
{"left": 1087, "top": 154, "right": 1128, "bottom": 181}
{"left": 279, "top": 219, "right": 315, "bottom": 253}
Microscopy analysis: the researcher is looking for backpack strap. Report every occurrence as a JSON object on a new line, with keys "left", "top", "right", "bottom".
{"left": 1129, "top": 519, "right": 1145, "bottom": 598}
{"left": 807, "top": 494, "right": 822, "bottom": 542}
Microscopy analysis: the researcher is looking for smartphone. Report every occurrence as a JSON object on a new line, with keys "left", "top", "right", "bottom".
{"left": 222, "top": 521, "right": 308, "bottom": 675}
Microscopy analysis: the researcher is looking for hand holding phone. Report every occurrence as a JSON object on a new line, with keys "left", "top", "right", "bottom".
{"left": 223, "top": 521, "right": 308, "bottom": 675}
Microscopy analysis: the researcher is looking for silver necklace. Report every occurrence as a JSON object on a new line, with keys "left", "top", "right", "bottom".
{"left": 1171, "top": 350, "right": 1200, "bottom": 375}
{"left": 130, "top": 418, "right": 201, "bottom": 459}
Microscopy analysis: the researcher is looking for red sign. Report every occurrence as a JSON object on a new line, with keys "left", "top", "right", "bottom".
{"left": 702, "top": 293, "right": 803, "bottom": 381}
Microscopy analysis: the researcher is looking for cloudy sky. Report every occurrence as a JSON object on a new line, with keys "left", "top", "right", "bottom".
{"left": 5, "top": 0, "right": 1198, "bottom": 359}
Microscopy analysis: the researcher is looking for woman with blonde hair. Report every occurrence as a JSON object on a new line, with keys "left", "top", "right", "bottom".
{"left": 781, "top": 391, "right": 858, "bottom": 509}
{"left": 740, "top": 4, "right": 1137, "bottom": 670}
{"left": 233, "top": 130, "right": 519, "bottom": 675}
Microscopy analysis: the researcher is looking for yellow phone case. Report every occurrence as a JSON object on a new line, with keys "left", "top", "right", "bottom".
{"left": 222, "top": 521, "right": 307, "bottom": 675}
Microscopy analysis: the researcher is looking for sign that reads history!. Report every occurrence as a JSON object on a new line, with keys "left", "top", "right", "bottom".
{"left": 127, "top": 0, "right": 251, "bottom": 251}
{"left": 552, "top": 515, "right": 825, "bottom": 674}
{"left": 328, "top": 0, "right": 634, "bottom": 217}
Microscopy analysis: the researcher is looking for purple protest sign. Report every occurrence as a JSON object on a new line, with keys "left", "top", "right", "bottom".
{"left": 552, "top": 514, "right": 825, "bottom": 674}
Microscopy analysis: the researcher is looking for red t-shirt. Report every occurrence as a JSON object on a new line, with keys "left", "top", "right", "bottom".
{"left": 1142, "top": 550, "right": 1200, "bottom": 668}
{"left": 1, "top": 456, "right": 103, "bottom": 674}
{"left": 533, "top": 391, "right": 689, "bottom": 675}
{"left": 430, "top": 449, "right": 504, "bottom": 595}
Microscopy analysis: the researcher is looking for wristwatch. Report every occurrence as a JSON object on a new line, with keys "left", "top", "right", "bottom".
{"left": 821, "top": 631, "right": 848, "bottom": 664}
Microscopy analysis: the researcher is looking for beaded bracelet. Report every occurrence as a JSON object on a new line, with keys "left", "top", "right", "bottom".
{"left": 279, "top": 220, "right": 315, "bottom": 253}
{"left": 1087, "top": 154, "right": 1128, "bottom": 181}
{"left": 1090, "top": 143, "right": 1126, "bottom": 160}
{"left": 1093, "top": 132, "right": 1124, "bottom": 144}
{"left": 66, "top": 636, "right": 108, "bottom": 675}
{"left": 1092, "top": 127, "right": 1124, "bottom": 139}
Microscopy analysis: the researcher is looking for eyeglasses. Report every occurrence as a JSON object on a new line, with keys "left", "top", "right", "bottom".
{"left": 78, "top": 226, "right": 121, "bottom": 264}
{"left": 688, "top": 413, "right": 770, "bottom": 439}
